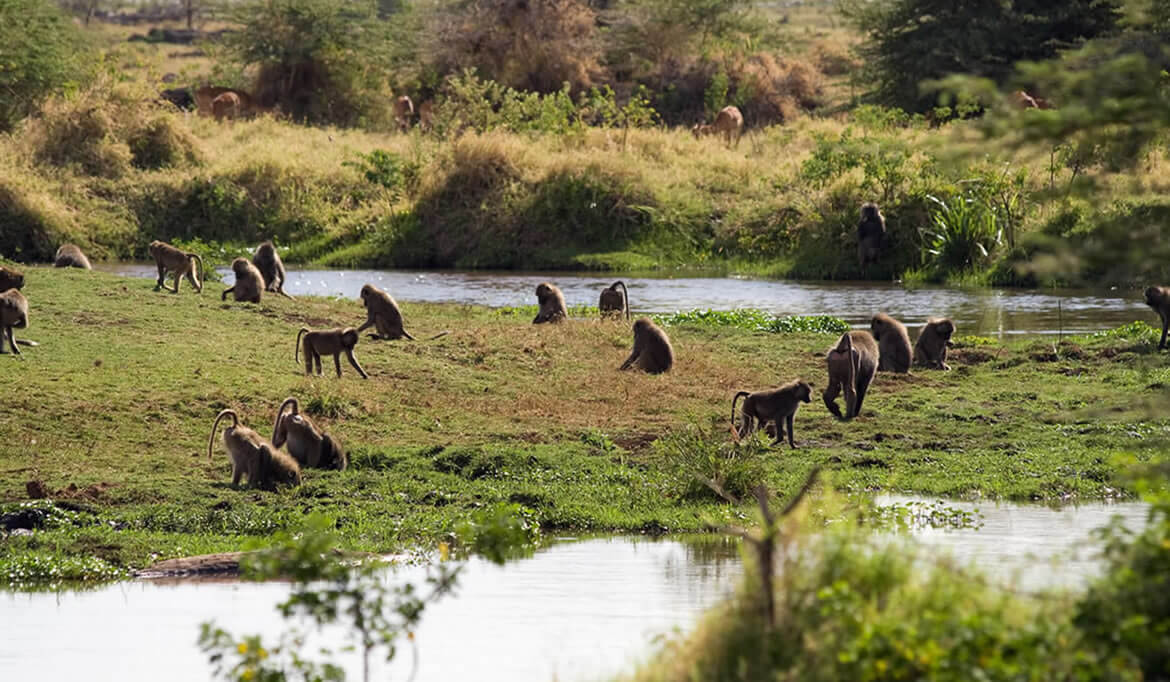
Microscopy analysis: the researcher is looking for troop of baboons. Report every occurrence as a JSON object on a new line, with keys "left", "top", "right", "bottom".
{"left": 4, "top": 207, "right": 1169, "bottom": 488}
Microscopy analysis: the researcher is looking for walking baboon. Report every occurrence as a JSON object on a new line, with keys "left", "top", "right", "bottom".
{"left": 272, "top": 397, "right": 347, "bottom": 471}
{"left": 208, "top": 409, "right": 302, "bottom": 490}
{"left": 858, "top": 203, "right": 885, "bottom": 273}
{"left": 211, "top": 91, "right": 241, "bottom": 121}
{"left": 619, "top": 318, "right": 674, "bottom": 374}
{"left": 252, "top": 241, "right": 292, "bottom": 299}
{"left": 731, "top": 380, "right": 813, "bottom": 448}
{"left": 221, "top": 258, "right": 265, "bottom": 303}
{"left": 1146, "top": 286, "right": 1170, "bottom": 350}
{"left": 599, "top": 281, "right": 629, "bottom": 320}
{"left": 357, "top": 284, "right": 414, "bottom": 340}
{"left": 823, "top": 330, "right": 879, "bottom": 420}
{"left": 53, "top": 244, "right": 92, "bottom": 269}
{"left": 533, "top": 283, "right": 567, "bottom": 324}
{"left": 692, "top": 106, "right": 744, "bottom": 147}
{"left": 296, "top": 327, "right": 368, "bottom": 379}
{"left": 394, "top": 95, "right": 414, "bottom": 132}
{"left": 149, "top": 240, "right": 204, "bottom": 294}
{"left": 914, "top": 318, "right": 956, "bottom": 370}
{"left": 0, "top": 289, "right": 29, "bottom": 356}
{"left": 0, "top": 266, "right": 24, "bottom": 292}
{"left": 871, "top": 312, "right": 912, "bottom": 373}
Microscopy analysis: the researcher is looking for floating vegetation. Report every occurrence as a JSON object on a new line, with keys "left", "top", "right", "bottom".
{"left": 653, "top": 309, "right": 850, "bottom": 334}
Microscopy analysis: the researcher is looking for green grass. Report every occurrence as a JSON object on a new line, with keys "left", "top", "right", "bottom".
{"left": 1, "top": 267, "right": 1168, "bottom": 584}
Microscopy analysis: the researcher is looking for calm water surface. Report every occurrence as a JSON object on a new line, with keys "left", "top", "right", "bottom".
{"left": 0, "top": 501, "right": 1149, "bottom": 681}
{"left": 96, "top": 264, "right": 1150, "bottom": 338}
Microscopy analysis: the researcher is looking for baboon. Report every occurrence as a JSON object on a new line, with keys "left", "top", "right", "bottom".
{"left": 914, "top": 318, "right": 956, "bottom": 370}
{"left": 211, "top": 91, "right": 241, "bottom": 121}
{"left": 692, "top": 105, "right": 744, "bottom": 147}
{"left": 1146, "top": 286, "right": 1170, "bottom": 350}
{"left": 0, "top": 290, "right": 29, "bottom": 356}
{"left": 619, "top": 318, "right": 674, "bottom": 374}
{"left": 296, "top": 327, "right": 369, "bottom": 379}
{"left": 207, "top": 409, "right": 302, "bottom": 490}
{"left": 858, "top": 202, "right": 885, "bottom": 272}
{"left": 0, "top": 266, "right": 24, "bottom": 292}
{"left": 251, "top": 241, "right": 292, "bottom": 299}
{"left": 220, "top": 258, "right": 264, "bottom": 303}
{"left": 54, "top": 244, "right": 92, "bottom": 269}
{"left": 272, "top": 397, "right": 347, "bottom": 471}
{"left": 160, "top": 87, "right": 195, "bottom": 111}
{"left": 871, "top": 312, "right": 912, "bottom": 373}
{"left": 418, "top": 99, "right": 435, "bottom": 131}
{"left": 357, "top": 284, "right": 414, "bottom": 340}
{"left": 823, "top": 330, "right": 879, "bottom": 420}
{"left": 394, "top": 95, "right": 414, "bottom": 132}
{"left": 533, "top": 283, "right": 568, "bottom": 324}
{"left": 731, "top": 380, "right": 813, "bottom": 448}
{"left": 599, "top": 281, "right": 629, "bottom": 320}
{"left": 149, "top": 240, "right": 204, "bottom": 294}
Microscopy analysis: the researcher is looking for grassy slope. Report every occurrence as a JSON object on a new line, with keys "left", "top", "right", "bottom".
{"left": 1, "top": 268, "right": 1168, "bottom": 575}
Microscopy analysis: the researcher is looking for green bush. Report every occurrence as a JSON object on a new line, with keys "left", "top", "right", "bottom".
{"left": 0, "top": 0, "right": 89, "bottom": 132}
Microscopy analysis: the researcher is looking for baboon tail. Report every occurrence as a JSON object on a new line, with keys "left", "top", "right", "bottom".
{"left": 402, "top": 329, "right": 416, "bottom": 341}
{"left": 295, "top": 328, "right": 309, "bottom": 363}
{"left": 14, "top": 339, "right": 39, "bottom": 347}
{"left": 273, "top": 397, "right": 297, "bottom": 442}
{"left": 208, "top": 409, "right": 237, "bottom": 462}
{"left": 189, "top": 254, "right": 204, "bottom": 288}
{"left": 428, "top": 331, "right": 452, "bottom": 340}
{"left": 614, "top": 281, "right": 629, "bottom": 321}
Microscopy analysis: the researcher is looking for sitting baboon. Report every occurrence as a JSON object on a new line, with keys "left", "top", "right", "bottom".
{"left": 914, "top": 318, "right": 956, "bottom": 370}
{"left": 212, "top": 91, "right": 240, "bottom": 121}
{"left": 194, "top": 86, "right": 257, "bottom": 118}
{"left": 619, "top": 318, "right": 674, "bottom": 374}
{"left": 692, "top": 105, "right": 743, "bottom": 147}
{"left": 599, "top": 281, "right": 629, "bottom": 320}
{"left": 0, "top": 266, "right": 24, "bottom": 292}
{"left": 221, "top": 258, "right": 265, "bottom": 303}
{"left": 871, "top": 312, "right": 912, "bottom": 373}
{"left": 857, "top": 203, "right": 885, "bottom": 273}
{"left": 732, "top": 380, "right": 813, "bottom": 448}
{"left": 54, "top": 244, "right": 92, "bottom": 269}
{"left": 251, "top": 241, "right": 292, "bottom": 298}
{"left": 272, "top": 397, "right": 347, "bottom": 471}
{"left": 1146, "top": 286, "right": 1170, "bottom": 350}
{"left": 533, "top": 283, "right": 567, "bottom": 324}
{"left": 296, "top": 327, "right": 369, "bottom": 379}
{"left": 823, "top": 330, "right": 878, "bottom": 420}
{"left": 208, "top": 409, "right": 302, "bottom": 490}
{"left": 357, "top": 284, "right": 414, "bottom": 340}
{"left": 0, "top": 289, "right": 29, "bottom": 356}
{"left": 394, "top": 95, "right": 414, "bottom": 132}
{"left": 149, "top": 240, "right": 204, "bottom": 294}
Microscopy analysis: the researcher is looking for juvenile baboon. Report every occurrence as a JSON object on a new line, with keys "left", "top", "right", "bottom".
{"left": 149, "top": 240, "right": 204, "bottom": 294}
{"left": 252, "top": 241, "right": 292, "bottom": 299}
{"left": 731, "top": 380, "right": 813, "bottom": 448}
{"left": 194, "top": 86, "right": 256, "bottom": 117}
{"left": 296, "top": 327, "right": 369, "bottom": 379}
{"left": 357, "top": 284, "right": 415, "bottom": 340}
{"left": 221, "top": 258, "right": 265, "bottom": 303}
{"left": 0, "top": 289, "right": 29, "bottom": 356}
{"left": 871, "top": 312, "right": 912, "bottom": 373}
{"left": 692, "top": 105, "right": 744, "bottom": 147}
{"left": 211, "top": 91, "right": 241, "bottom": 121}
{"left": 1146, "top": 286, "right": 1170, "bottom": 350}
{"left": 858, "top": 203, "right": 885, "bottom": 273}
{"left": 0, "top": 266, "right": 24, "bottom": 292}
{"left": 394, "top": 95, "right": 414, "bottom": 132}
{"left": 599, "top": 281, "right": 629, "bottom": 320}
{"left": 272, "top": 397, "right": 347, "bottom": 471}
{"left": 619, "top": 318, "right": 674, "bottom": 374}
{"left": 207, "top": 409, "right": 302, "bottom": 490}
{"left": 823, "top": 330, "right": 879, "bottom": 420}
{"left": 914, "top": 318, "right": 956, "bottom": 370}
{"left": 533, "top": 283, "right": 568, "bottom": 324}
{"left": 53, "top": 244, "right": 92, "bottom": 269}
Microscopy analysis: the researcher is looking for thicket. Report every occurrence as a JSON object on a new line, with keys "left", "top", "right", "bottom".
{"left": 0, "top": 0, "right": 90, "bottom": 132}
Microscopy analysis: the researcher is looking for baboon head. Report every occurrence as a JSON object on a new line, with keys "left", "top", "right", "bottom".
{"left": 231, "top": 258, "right": 251, "bottom": 275}
{"left": 0, "top": 267, "right": 24, "bottom": 292}
{"left": 936, "top": 319, "right": 956, "bottom": 338}
{"left": 1146, "top": 287, "right": 1165, "bottom": 307}
{"left": 360, "top": 284, "right": 374, "bottom": 306}
{"left": 795, "top": 381, "right": 813, "bottom": 403}
{"left": 341, "top": 328, "right": 359, "bottom": 347}
{"left": 535, "top": 283, "right": 553, "bottom": 299}
{"left": 860, "top": 202, "right": 881, "bottom": 221}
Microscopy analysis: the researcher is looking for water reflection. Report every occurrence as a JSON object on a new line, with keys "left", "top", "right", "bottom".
{"left": 95, "top": 264, "right": 1149, "bottom": 338}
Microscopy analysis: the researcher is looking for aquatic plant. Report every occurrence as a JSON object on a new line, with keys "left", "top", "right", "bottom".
{"left": 653, "top": 309, "right": 849, "bottom": 334}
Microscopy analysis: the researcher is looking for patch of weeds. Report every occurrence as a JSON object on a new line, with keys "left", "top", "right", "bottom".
{"left": 653, "top": 309, "right": 849, "bottom": 334}
{"left": 653, "top": 423, "right": 771, "bottom": 502}
{"left": 1, "top": 552, "right": 129, "bottom": 588}
{"left": 580, "top": 429, "right": 621, "bottom": 456}
{"left": 858, "top": 498, "right": 985, "bottom": 532}
{"left": 492, "top": 304, "right": 597, "bottom": 319}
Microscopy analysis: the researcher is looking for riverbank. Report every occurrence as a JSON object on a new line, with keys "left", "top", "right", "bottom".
{"left": 0, "top": 267, "right": 1167, "bottom": 585}
{"left": 4, "top": 79, "right": 1169, "bottom": 286}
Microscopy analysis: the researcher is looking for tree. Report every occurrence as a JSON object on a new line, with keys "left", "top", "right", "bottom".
{"left": 841, "top": 0, "right": 1123, "bottom": 112}
{"left": 0, "top": 0, "right": 88, "bottom": 132}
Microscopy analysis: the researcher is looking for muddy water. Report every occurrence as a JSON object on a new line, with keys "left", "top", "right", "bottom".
{"left": 0, "top": 501, "right": 1150, "bottom": 682}
{"left": 96, "top": 264, "right": 1150, "bottom": 338}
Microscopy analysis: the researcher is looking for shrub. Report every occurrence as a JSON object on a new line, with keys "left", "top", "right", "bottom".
{"left": 0, "top": 0, "right": 89, "bottom": 132}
